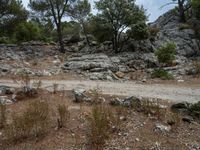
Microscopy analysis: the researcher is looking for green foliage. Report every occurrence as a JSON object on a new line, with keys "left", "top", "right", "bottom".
{"left": 151, "top": 69, "right": 174, "bottom": 80}
{"left": 68, "top": 0, "right": 91, "bottom": 45}
{"left": 0, "top": 0, "right": 28, "bottom": 37}
{"left": 95, "top": 0, "right": 147, "bottom": 52}
{"left": 87, "top": 16, "right": 113, "bottom": 43}
{"left": 62, "top": 21, "right": 81, "bottom": 37}
{"left": 192, "top": 0, "right": 200, "bottom": 19}
{"left": 189, "top": 101, "right": 200, "bottom": 118}
{"left": 15, "top": 21, "right": 41, "bottom": 42}
{"left": 155, "top": 42, "right": 176, "bottom": 65}
{"left": 127, "top": 22, "right": 149, "bottom": 40}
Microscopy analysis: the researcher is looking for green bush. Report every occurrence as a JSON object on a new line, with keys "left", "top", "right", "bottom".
{"left": 15, "top": 21, "right": 41, "bottom": 42}
{"left": 87, "top": 16, "right": 113, "bottom": 43}
{"left": 127, "top": 22, "right": 149, "bottom": 40}
{"left": 189, "top": 101, "right": 200, "bottom": 118}
{"left": 151, "top": 69, "right": 174, "bottom": 80}
{"left": 155, "top": 42, "right": 176, "bottom": 65}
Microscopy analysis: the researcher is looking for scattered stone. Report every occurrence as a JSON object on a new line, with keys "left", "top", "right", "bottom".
{"left": 73, "top": 88, "right": 91, "bottom": 103}
{"left": 115, "top": 71, "right": 125, "bottom": 78}
{"left": 182, "top": 116, "right": 194, "bottom": 123}
{"left": 0, "top": 96, "right": 13, "bottom": 105}
{"left": 0, "top": 85, "right": 15, "bottom": 95}
{"left": 13, "top": 86, "right": 38, "bottom": 101}
{"left": 155, "top": 123, "right": 171, "bottom": 132}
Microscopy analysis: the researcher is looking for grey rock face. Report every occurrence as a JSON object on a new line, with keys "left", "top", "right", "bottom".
{"left": 62, "top": 53, "right": 117, "bottom": 72}
{"left": 0, "top": 86, "right": 15, "bottom": 95}
{"left": 151, "top": 9, "right": 200, "bottom": 57}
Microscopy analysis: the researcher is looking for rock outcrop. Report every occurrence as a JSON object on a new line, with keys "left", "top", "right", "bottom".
{"left": 150, "top": 9, "right": 200, "bottom": 57}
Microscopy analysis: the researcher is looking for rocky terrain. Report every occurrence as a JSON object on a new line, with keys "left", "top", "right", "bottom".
{"left": 0, "top": 9, "right": 200, "bottom": 150}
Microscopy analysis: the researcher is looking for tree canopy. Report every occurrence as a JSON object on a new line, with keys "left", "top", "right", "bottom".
{"left": 95, "top": 0, "right": 147, "bottom": 53}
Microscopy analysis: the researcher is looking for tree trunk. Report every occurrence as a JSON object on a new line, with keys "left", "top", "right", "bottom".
{"left": 178, "top": 0, "right": 186, "bottom": 22}
{"left": 57, "top": 21, "right": 65, "bottom": 53}
{"left": 82, "top": 23, "right": 90, "bottom": 46}
{"left": 113, "top": 31, "right": 119, "bottom": 53}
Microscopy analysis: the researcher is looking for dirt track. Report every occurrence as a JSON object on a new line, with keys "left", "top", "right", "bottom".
{"left": 0, "top": 79, "right": 200, "bottom": 103}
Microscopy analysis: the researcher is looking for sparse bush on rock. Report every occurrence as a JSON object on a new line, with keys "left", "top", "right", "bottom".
{"left": 155, "top": 42, "right": 176, "bottom": 66}
{"left": 151, "top": 69, "right": 174, "bottom": 80}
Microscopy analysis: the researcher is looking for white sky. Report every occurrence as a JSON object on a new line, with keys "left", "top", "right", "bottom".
{"left": 22, "top": 0, "right": 175, "bottom": 22}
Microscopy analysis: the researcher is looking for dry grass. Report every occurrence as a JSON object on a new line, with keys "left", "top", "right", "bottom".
{"left": 0, "top": 104, "right": 6, "bottom": 129}
{"left": 5, "top": 100, "right": 50, "bottom": 142}
{"left": 52, "top": 83, "right": 59, "bottom": 94}
{"left": 167, "top": 112, "right": 182, "bottom": 126}
{"left": 141, "top": 99, "right": 166, "bottom": 120}
{"left": 87, "top": 104, "right": 115, "bottom": 150}
{"left": 57, "top": 105, "right": 70, "bottom": 129}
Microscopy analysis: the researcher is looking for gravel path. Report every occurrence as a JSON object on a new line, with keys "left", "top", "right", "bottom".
{"left": 0, "top": 79, "right": 200, "bottom": 103}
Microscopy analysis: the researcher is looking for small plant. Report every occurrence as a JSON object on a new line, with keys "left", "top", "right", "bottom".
{"left": 90, "top": 87, "right": 103, "bottom": 104}
{"left": 167, "top": 112, "right": 182, "bottom": 126}
{"left": 179, "top": 23, "right": 191, "bottom": 30}
{"left": 155, "top": 42, "right": 176, "bottom": 66}
{"left": 53, "top": 83, "right": 58, "bottom": 94}
{"left": 189, "top": 101, "right": 200, "bottom": 118}
{"left": 88, "top": 104, "right": 114, "bottom": 149}
{"left": 151, "top": 69, "right": 174, "bottom": 80}
{"left": 32, "top": 80, "right": 42, "bottom": 90}
{"left": 0, "top": 104, "right": 6, "bottom": 129}
{"left": 57, "top": 105, "right": 70, "bottom": 129}
{"left": 141, "top": 99, "right": 166, "bottom": 120}
{"left": 5, "top": 100, "right": 50, "bottom": 142}
{"left": 149, "top": 27, "right": 160, "bottom": 36}
{"left": 19, "top": 71, "right": 31, "bottom": 87}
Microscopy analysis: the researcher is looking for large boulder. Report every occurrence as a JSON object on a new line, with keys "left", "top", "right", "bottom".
{"left": 62, "top": 53, "right": 117, "bottom": 72}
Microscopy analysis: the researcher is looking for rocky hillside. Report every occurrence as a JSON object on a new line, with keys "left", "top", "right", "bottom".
{"left": 0, "top": 9, "right": 200, "bottom": 81}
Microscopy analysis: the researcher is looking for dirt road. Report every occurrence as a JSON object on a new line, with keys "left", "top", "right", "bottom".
{"left": 0, "top": 79, "right": 200, "bottom": 103}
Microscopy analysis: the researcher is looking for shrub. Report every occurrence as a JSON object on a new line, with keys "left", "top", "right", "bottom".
{"left": 155, "top": 42, "right": 176, "bottom": 65}
{"left": 127, "top": 22, "right": 149, "bottom": 40}
{"left": 141, "top": 99, "right": 166, "bottom": 120}
{"left": 0, "top": 104, "right": 6, "bottom": 129}
{"left": 5, "top": 100, "right": 50, "bottom": 141}
{"left": 88, "top": 104, "right": 114, "bottom": 149}
{"left": 189, "top": 101, "right": 200, "bottom": 118}
{"left": 15, "top": 21, "right": 41, "bottom": 42}
{"left": 149, "top": 27, "right": 160, "bottom": 36}
{"left": 52, "top": 83, "right": 58, "bottom": 94}
{"left": 167, "top": 112, "right": 182, "bottom": 126}
{"left": 179, "top": 23, "right": 191, "bottom": 30}
{"left": 57, "top": 105, "right": 70, "bottom": 129}
{"left": 151, "top": 69, "right": 174, "bottom": 80}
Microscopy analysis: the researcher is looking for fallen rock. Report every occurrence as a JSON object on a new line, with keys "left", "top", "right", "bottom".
{"left": 73, "top": 88, "right": 91, "bottom": 103}
{"left": 0, "top": 85, "right": 15, "bottom": 95}
{"left": 171, "top": 102, "right": 191, "bottom": 112}
{"left": 115, "top": 71, "right": 125, "bottom": 78}
{"left": 0, "top": 96, "right": 13, "bottom": 105}
{"left": 155, "top": 123, "right": 171, "bottom": 132}
{"left": 110, "top": 96, "right": 141, "bottom": 108}
{"left": 13, "top": 86, "right": 38, "bottom": 101}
